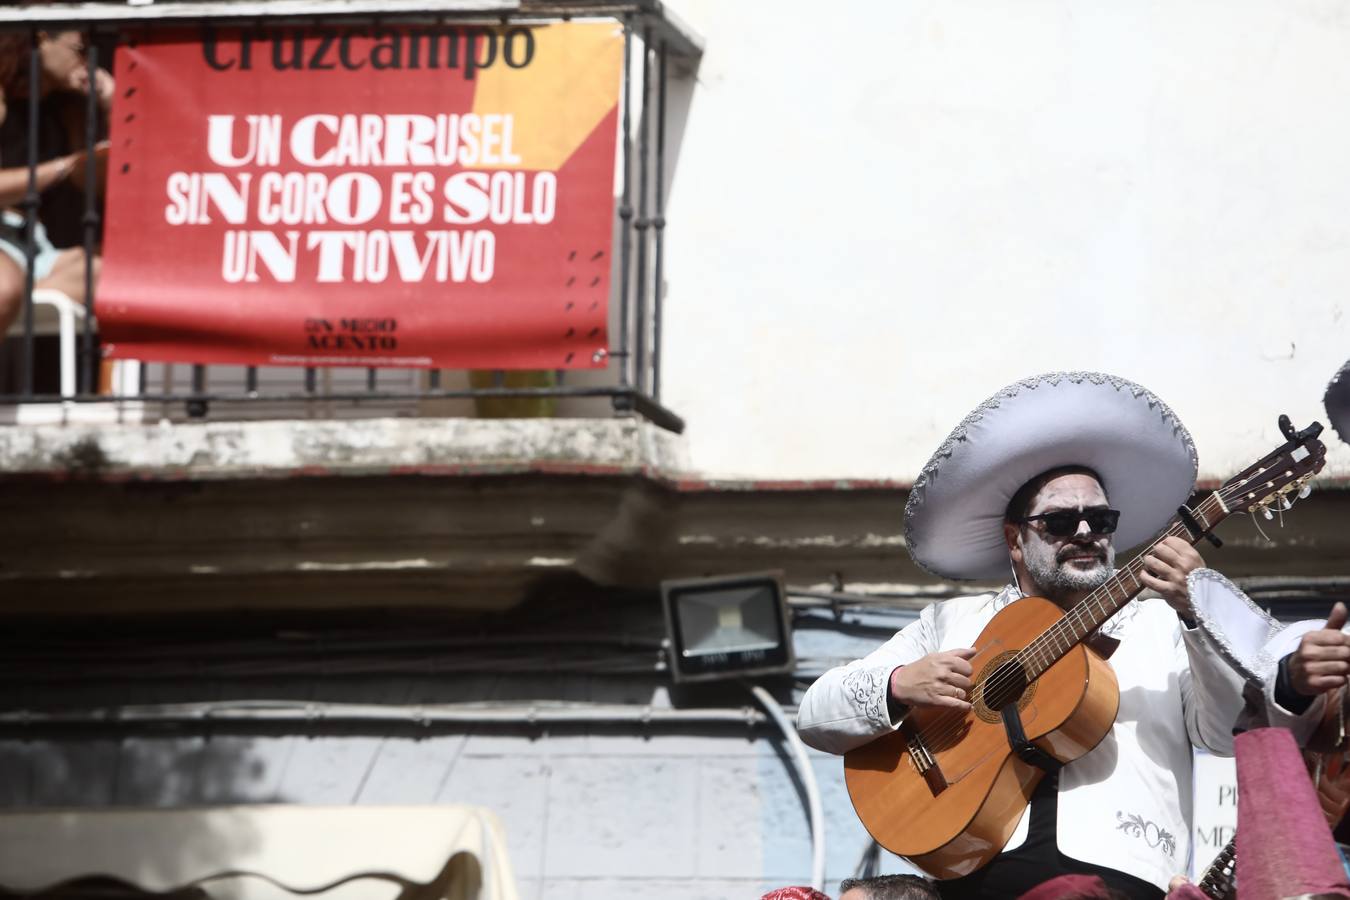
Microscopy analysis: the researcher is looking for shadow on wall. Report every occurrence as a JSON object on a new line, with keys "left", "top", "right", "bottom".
{"left": 0, "top": 737, "right": 265, "bottom": 895}
{"left": 0, "top": 876, "right": 210, "bottom": 898}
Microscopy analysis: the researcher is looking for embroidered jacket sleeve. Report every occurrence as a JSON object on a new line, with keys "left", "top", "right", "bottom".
{"left": 1258, "top": 624, "right": 1332, "bottom": 745}
{"left": 796, "top": 601, "right": 941, "bottom": 755}
{"left": 1185, "top": 568, "right": 1328, "bottom": 747}
{"left": 1177, "top": 614, "right": 1249, "bottom": 755}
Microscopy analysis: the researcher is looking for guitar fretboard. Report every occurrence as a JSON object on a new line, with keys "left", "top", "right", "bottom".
{"left": 1015, "top": 492, "right": 1229, "bottom": 682}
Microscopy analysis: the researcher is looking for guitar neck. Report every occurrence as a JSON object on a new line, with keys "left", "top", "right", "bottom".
{"left": 1198, "top": 836, "right": 1237, "bottom": 900}
{"left": 1018, "top": 491, "right": 1230, "bottom": 682}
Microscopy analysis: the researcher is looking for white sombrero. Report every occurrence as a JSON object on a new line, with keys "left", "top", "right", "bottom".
{"left": 905, "top": 372, "right": 1198, "bottom": 581}
{"left": 1325, "top": 359, "right": 1350, "bottom": 447}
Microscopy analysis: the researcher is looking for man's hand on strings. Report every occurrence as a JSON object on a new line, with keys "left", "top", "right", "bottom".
{"left": 1140, "top": 536, "right": 1205, "bottom": 616}
{"left": 889, "top": 649, "right": 976, "bottom": 712}
{"left": 1288, "top": 602, "right": 1350, "bottom": 696}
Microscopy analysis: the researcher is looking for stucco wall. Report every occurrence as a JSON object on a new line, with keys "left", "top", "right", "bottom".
{"left": 660, "top": 0, "right": 1350, "bottom": 483}
{"left": 0, "top": 614, "right": 920, "bottom": 899}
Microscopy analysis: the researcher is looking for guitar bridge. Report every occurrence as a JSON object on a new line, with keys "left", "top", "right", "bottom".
{"left": 902, "top": 721, "right": 948, "bottom": 796}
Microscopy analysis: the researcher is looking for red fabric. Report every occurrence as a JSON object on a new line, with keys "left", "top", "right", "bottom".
{"left": 1017, "top": 875, "right": 1113, "bottom": 900}
{"left": 97, "top": 25, "right": 620, "bottom": 370}
{"left": 761, "top": 888, "right": 832, "bottom": 900}
{"left": 1234, "top": 728, "right": 1350, "bottom": 900}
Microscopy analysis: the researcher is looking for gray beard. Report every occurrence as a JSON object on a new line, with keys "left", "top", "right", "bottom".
{"left": 1022, "top": 539, "right": 1116, "bottom": 605}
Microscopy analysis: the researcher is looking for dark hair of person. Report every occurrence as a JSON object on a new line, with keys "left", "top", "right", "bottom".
{"left": 0, "top": 34, "right": 29, "bottom": 98}
{"left": 837, "top": 874, "right": 940, "bottom": 900}
{"left": 1004, "top": 465, "right": 1108, "bottom": 524}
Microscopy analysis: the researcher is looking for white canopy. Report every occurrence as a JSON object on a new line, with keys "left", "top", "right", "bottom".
{"left": 0, "top": 805, "right": 519, "bottom": 900}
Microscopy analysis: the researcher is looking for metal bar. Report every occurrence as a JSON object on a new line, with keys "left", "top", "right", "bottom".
{"left": 652, "top": 39, "right": 667, "bottom": 401}
{"left": 429, "top": 369, "right": 441, "bottom": 390}
{"left": 80, "top": 34, "right": 100, "bottom": 395}
{"left": 10, "top": 385, "right": 647, "bottom": 402}
{"left": 245, "top": 366, "right": 258, "bottom": 393}
{"left": 0, "top": 4, "right": 706, "bottom": 62}
{"left": 187, "top": 364, "right": 208, "bottom": 417}
{"left": 626, "top": 388, "right": 684, "bottom": 433}
{"left": 615, "top": 18, "right": 634, "bottom": 389}
{"left": 305, "top": 366, "right": 317, "bottom": 393}
{"left": 7, "top": 386, "right": 687, "bottom": 432}
{"left": 19, "top": 30, "right": 40, "bottom": 398}
{"left": 644, "top": 2, "right": 705, "bottom": 59}
{"left": 366, "top": 367, "right": 377, "bottom": 391}
{"left": 0, "top": 0, "right": 519, "bottom": 25}
{"left": 632, "top": 27, "right": 651, "bottom": 395}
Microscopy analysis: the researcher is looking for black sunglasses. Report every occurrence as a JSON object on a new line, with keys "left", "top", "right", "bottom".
{"left": 1017, "top": 508, "right": 1120, "bottom": 538}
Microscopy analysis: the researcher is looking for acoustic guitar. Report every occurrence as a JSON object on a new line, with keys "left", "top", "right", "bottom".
{"left": 843, "top": 418, "right": 1327, "bottom": 879}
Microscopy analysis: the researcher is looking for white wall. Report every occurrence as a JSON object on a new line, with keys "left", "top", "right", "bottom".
{"left": 660, "top": 1, "right": 1350, "bottom": 483}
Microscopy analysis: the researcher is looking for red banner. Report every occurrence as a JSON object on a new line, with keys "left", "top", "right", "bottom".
{"left": 96, "top": 23, "right": 622, "bottom": 369}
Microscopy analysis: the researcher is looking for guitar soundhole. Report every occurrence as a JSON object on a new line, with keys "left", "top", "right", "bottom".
{"left": 973, "top": 652, "right": 1037, "bottom": 724}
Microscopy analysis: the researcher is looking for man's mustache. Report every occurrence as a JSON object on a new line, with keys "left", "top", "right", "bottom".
{"left": 1057, "top": 543, "right": 1106, "bottom": 564}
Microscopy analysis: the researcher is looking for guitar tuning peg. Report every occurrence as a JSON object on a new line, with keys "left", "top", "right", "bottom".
{"left": 1262, "top": 508, "right": 1275, "bottom": 520}
{"left": 1299, "top": 484, "right": 1313, "bottom": 500}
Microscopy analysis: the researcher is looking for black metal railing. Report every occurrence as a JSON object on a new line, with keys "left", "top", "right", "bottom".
{"left": 0, "top": 1, "right": 698, "bottom": 434}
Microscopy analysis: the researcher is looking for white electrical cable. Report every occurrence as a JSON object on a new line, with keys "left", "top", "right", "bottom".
{"left": 748, "top": 683, "right": 825, "bottom": 892}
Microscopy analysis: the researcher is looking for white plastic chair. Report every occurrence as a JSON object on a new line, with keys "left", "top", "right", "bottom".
{"left": 31, "top": 288, "right": 87, "bottom": 398}
{"left": 4, "top": 288, "right": 88, "bottom": 398}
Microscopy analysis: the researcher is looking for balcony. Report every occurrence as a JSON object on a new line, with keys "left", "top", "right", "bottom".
{"left": 0, "top": 0, "right": 726, "bottom": 620}
{"left": 0, "top": 0, "right": 699, "bottom": 434}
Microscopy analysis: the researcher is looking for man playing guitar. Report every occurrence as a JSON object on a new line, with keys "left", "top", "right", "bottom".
{"left": 798, "top": 373, "right": 1335, "bottom": 899}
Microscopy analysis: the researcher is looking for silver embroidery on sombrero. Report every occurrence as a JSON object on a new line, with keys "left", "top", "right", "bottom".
{"left": 904, "top": 371, "right": 1198, "bottom": 579}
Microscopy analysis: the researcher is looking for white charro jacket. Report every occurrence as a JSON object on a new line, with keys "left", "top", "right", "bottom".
{"left": 796, "top": 574, "right": 1312, "bottom": 890}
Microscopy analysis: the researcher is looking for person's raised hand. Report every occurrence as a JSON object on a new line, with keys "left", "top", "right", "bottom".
{"left": 1288, "top": 602, "right": 1350, "bottom": 696}
{"left": 66, "top": 66, "right": 115, "bottom": 112}
{"left": 90, "top": 67, "right": 114, "bottom": 112}
{"left": 1141, "top": 536, "right": 1205, "bottom": 615}
{"left": 890, "top": 648, "right": 976, "bottom": 711}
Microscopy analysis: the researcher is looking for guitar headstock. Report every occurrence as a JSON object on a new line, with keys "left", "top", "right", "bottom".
{"left": 1219, "top": 416, "right": 1327, "bottom": 516}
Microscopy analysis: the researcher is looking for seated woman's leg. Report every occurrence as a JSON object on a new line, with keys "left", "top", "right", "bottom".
{"left": 0, "top": 253, "right": 24, "bottom": 335}
{"left": 38, "top": 246, "right": 98, "bottom": 304}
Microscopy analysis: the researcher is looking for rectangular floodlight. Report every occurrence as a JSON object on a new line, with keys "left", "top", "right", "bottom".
{"left": 661, "top": 571, "right": 794, "bottom": 683}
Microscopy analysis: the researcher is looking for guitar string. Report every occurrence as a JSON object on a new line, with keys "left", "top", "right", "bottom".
{"left": 908, "top": 499, "right": 1217, "bottom": 751}
{"left": 913, "top": 484, "right": 1254, "bottom": 751}
{"left": 1013, "top": 445, "right": 1320, "bottom": 669}
{"left": 910, "top": 447, "right": 1318, "bottom": 752}
{"left": 912, "top": 463, "right": 1311, "bottom": 753}
{"left": 1010, "top": 496, "right": 1219, "bottom": 673}
{"left": 912, "top": 488, "right": 1231, "bottom": 750}
{"left": 909, "top": 486, "right": 1238, "bottom": 752}
{"left": 907, "top": 480, "right": 1263, "bottom": 752}
{"left": 908, "top": 504, "right": 1214, "bottom": 753}
{"left": 998, "top": 462, "right": 1314, "bottom": 702}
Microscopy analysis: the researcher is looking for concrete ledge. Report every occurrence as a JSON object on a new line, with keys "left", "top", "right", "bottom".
{"left": 0, "top": 417, "right": 691, "bottom": 481}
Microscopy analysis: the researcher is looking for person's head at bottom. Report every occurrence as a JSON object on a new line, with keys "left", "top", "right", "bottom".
{"left": 838, "top": 874, "right": 939, "bottom": 900}
{"left": 761, "top": 888, "right": 832, "bottom": 900}
{"left": 1016, "top": 874, "right": 1130, "bottom": 900}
